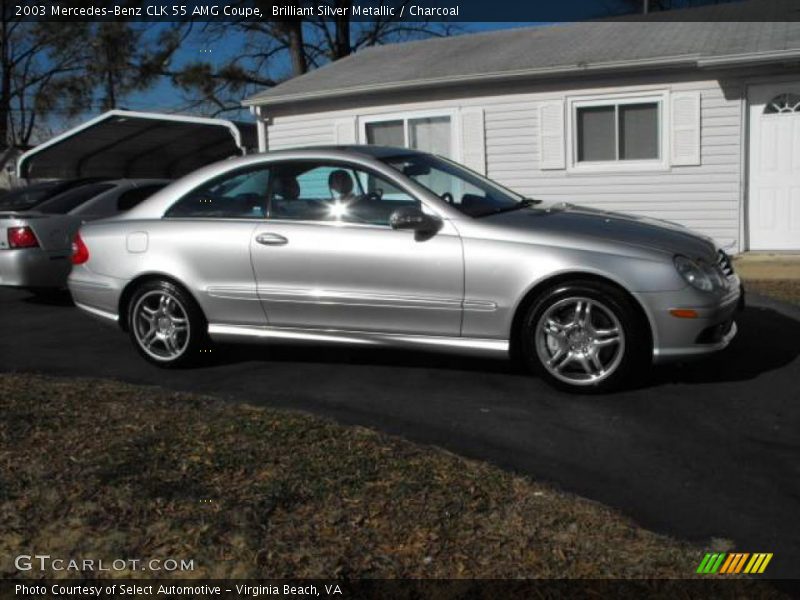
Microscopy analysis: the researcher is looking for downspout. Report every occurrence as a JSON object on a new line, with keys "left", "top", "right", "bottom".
{"left": 250, "top": 105, "right": 268, "bottom": 153}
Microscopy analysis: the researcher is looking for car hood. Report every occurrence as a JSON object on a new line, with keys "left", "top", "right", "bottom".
{"left": 483, "top": 202, "right": 718, "bottom": 261}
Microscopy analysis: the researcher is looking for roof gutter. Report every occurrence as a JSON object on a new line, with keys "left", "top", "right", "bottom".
{"left": 695, "top": 48, "right": 800, "bottom": 67}
{"left": 241, "top": 54, "right": 700, "bottom": 108}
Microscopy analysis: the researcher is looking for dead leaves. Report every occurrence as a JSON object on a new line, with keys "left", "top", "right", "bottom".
{"left": 2, "top": 373, "right": 705, "bottom": 579}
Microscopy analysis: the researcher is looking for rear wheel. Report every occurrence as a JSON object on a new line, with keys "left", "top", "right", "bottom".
{"left": 520, "top": 280, "right": 649, "bottom": 392}
{"left": 127, "top": 280, "right": 207, "bottom": 368}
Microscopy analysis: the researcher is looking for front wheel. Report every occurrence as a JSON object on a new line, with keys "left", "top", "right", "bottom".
{"left": 127, "top": 280, "right": 207, "bottom": 368}
{"left": 519, "top": 281, "right": 649, "bottom": 392}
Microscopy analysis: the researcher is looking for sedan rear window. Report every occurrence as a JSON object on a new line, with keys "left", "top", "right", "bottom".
{"left": 0, "top": 181, "right": 61, "bottom": 212}
{"left": 35, "top": 183, "right": 115, "bottom": 214}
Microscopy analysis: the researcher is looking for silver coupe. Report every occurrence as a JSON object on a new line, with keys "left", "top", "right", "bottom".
{"left": 68, "top": 146, "right": 742, "bottom": 392}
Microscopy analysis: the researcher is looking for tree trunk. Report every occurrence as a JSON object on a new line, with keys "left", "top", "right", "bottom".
{"left": 284, "top": 21, "right": 307, "bottom": 76}
{"left": 105, "top": 59, "right": 116, "bottom": 109}
{"left": 333, "top": 0, "right": 351, "bottom": 59}
{"left": 0, "top": 9, "right": 11, "bottom": 147}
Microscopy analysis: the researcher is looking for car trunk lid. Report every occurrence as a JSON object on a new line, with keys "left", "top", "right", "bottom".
{"left": 0, "top": 213, "right": 80, "bottom": 252}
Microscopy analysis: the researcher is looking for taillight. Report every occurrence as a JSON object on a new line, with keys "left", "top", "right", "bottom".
{"left": 8, "top": 226, "right": 39, "bottom": 248}
{"left": 71, "top": 232, "right": 89, "bottom": 265}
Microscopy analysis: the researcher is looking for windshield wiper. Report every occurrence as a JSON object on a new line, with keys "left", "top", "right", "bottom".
{"left": 475, "top": 197, "right": 542, "bottom": 218}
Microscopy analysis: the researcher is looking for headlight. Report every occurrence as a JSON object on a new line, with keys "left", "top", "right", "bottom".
{"left": 674, "top": 255, "right": 716, "bottom": 292}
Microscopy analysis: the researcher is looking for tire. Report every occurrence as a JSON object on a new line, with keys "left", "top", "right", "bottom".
{"left": 126, "top": 280, "right": 208, "bottom": 368}
{"left": 519, "top": 280, "right": 650, "bottom": 393}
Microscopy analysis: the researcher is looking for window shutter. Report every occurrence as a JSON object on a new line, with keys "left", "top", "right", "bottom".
{"left": 460, "top": 108, "right": 486, "bottom": 174}
{"left": 539, "top": 101, "right": 566, "bottom": 170}
{"left": 334, "top": 117, "right": 357, "bottom": 145}
{"left": 670, "top": 92, "right": 701, "bottom": 166}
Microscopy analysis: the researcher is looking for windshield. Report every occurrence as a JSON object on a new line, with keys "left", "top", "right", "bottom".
{"left": 381, "top": 153, "right": 524, "bottom": 217}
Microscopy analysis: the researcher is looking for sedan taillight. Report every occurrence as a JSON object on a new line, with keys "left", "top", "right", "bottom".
{"left": 8, "top": 226, "right": 39, "bottom": 248}
{"left": 71, "top": 232, "right": 89, "bottom": 265}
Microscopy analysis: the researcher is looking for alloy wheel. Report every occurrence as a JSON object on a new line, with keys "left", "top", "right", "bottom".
{"left": 131, "top": 290, "right": 191, "bottom": 361}
{"left": 534, "top": 296, "right": 625, "bottom": 386}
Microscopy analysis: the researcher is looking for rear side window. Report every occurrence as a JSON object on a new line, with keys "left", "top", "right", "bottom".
{"left": 35, "top": 183, "right": 115, "bottom": 214}
{"left": 165, "top": 167, "right": 269, "bottom": 219}
{"left": 117, "top": 184, "right": 166, "bottom": 211}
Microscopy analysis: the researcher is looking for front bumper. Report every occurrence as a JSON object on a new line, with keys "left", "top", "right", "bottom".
{"left": 0, "top": 248, "right": 71, "bottom": 289}
{"left": 638, "top": 279, "right": 743, "bottom": 364}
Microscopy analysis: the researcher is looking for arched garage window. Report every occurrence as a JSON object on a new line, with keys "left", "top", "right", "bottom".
{"left": 764, "top": 93, "right": 800, "bottom": 114}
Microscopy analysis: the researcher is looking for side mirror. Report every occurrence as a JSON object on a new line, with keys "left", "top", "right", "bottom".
{"left": 389, "top": 206, "right": 442, "bottom": 235}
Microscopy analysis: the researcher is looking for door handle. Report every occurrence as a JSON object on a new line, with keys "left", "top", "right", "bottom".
{"left": 255, "top": 233, "right": 288, "bottom": 246}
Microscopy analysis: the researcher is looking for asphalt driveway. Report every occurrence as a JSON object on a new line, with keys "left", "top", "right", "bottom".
{"left": 2, "top": 288, "right": 799, "bottom": 578}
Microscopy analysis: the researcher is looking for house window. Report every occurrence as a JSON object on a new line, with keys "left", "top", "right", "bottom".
{"left": 763, "top": 93, "right": 800, "bottom": 114}
{"left": 363, "top": 114, "right": 453, "bottom": 158}
{"left": 572, "top": 96, "right": 664, "bottom": 168}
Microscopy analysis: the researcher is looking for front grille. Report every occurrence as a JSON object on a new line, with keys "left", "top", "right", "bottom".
{"left": 716, "top": 249, "right": 734, "bottom": 278}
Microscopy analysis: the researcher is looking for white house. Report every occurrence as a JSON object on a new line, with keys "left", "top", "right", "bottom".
{"left": 243, "top": 2, "right": 800, "bottom": 253}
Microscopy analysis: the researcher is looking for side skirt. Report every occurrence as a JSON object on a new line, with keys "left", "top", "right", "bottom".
{"left": 207, "top": 324, "right": 510, "bottom": 358}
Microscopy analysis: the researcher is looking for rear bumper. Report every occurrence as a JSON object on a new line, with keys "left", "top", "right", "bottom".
{"left": 0, "top": 248, "right": 71, "bottom": 289}
{"left": 639, "top": 279, "right": 743, "bottom": 364}
{"left": 68, "top": 266, "right": 124, "bottom": 324}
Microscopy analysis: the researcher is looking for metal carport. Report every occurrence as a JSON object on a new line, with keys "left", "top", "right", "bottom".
{"left": 17, "top": 110, "right": 258, "bottom": 180}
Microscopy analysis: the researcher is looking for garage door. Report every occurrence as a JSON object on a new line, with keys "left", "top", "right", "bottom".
{"left": 748, "top": 84, "right": 800, "bottom": 251}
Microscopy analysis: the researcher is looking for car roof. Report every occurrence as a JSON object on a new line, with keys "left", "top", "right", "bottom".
{"left": 262, "top": 145, "right": 423, "bottom": 160}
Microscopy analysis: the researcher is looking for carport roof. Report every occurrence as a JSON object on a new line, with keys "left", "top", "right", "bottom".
{"left": 18, "top": 110, "right": 258, "bottom": 180}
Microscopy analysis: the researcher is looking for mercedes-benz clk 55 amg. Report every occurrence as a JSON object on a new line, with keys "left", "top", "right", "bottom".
{"left": 68, "top": 146, "right": 742, "bottom": 392}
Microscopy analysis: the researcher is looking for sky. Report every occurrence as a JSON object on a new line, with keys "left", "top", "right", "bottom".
{"left": 121, "top": 21, "right": 548, "bottom": 120}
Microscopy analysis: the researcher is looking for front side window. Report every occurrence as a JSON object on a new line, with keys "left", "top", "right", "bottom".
{"left": 382, "top": 153, "right": 523, "bottom": 218}
{"left": 575, "top": 100, "right": 660, "bottom": 163}
{"left": 166, "top": 167, "right": 269, "bottom": 218}
{"left": 268, "top": 161, "right": 419, "bottom": 226}
{"left": 365, "top": 115, "right": 452, "bottom": 158}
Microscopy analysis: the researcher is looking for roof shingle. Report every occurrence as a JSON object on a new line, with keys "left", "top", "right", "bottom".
{"left": 243, "top": 0, "right": 800, "bottom": 107}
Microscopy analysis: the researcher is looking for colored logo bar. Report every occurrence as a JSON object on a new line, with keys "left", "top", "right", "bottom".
{"left": 697, "top": 552, "right": 773, "bottom": 574}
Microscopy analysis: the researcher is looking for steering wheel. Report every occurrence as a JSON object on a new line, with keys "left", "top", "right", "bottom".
{"left": 440, "top": 192, "right": 454, "bottom": 204}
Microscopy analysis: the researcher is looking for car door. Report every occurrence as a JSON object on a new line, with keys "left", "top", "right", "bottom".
{"left": 158, "top": 165, "right": 270, "bottom": 327}
{"left": 250, "top": 159, "right": 464, "bottom": 336}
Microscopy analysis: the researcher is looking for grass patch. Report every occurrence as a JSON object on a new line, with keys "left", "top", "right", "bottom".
{"left": 743, "top": 279, "right": 800, "bottom": 306}
{"left": 1, "top": 374, "right": 711, "bottom": 579}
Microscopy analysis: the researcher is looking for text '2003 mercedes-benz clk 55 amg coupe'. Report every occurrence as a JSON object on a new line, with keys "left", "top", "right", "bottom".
{"left": 68, "top": 146, "right": 742, "bottom": 392}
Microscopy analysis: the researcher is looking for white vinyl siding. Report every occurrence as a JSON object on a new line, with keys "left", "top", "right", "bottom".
{"left": 267, "top": 115, "right": 337, "bottom": 150}
{"left": 459, "top": 108, "right": 486, "bottom": 174}
{"left": 262, "top": 72, "right": 745, "bottom": 251}
{"left": 334, "top": 117, "right": 357, "bottom": 145}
